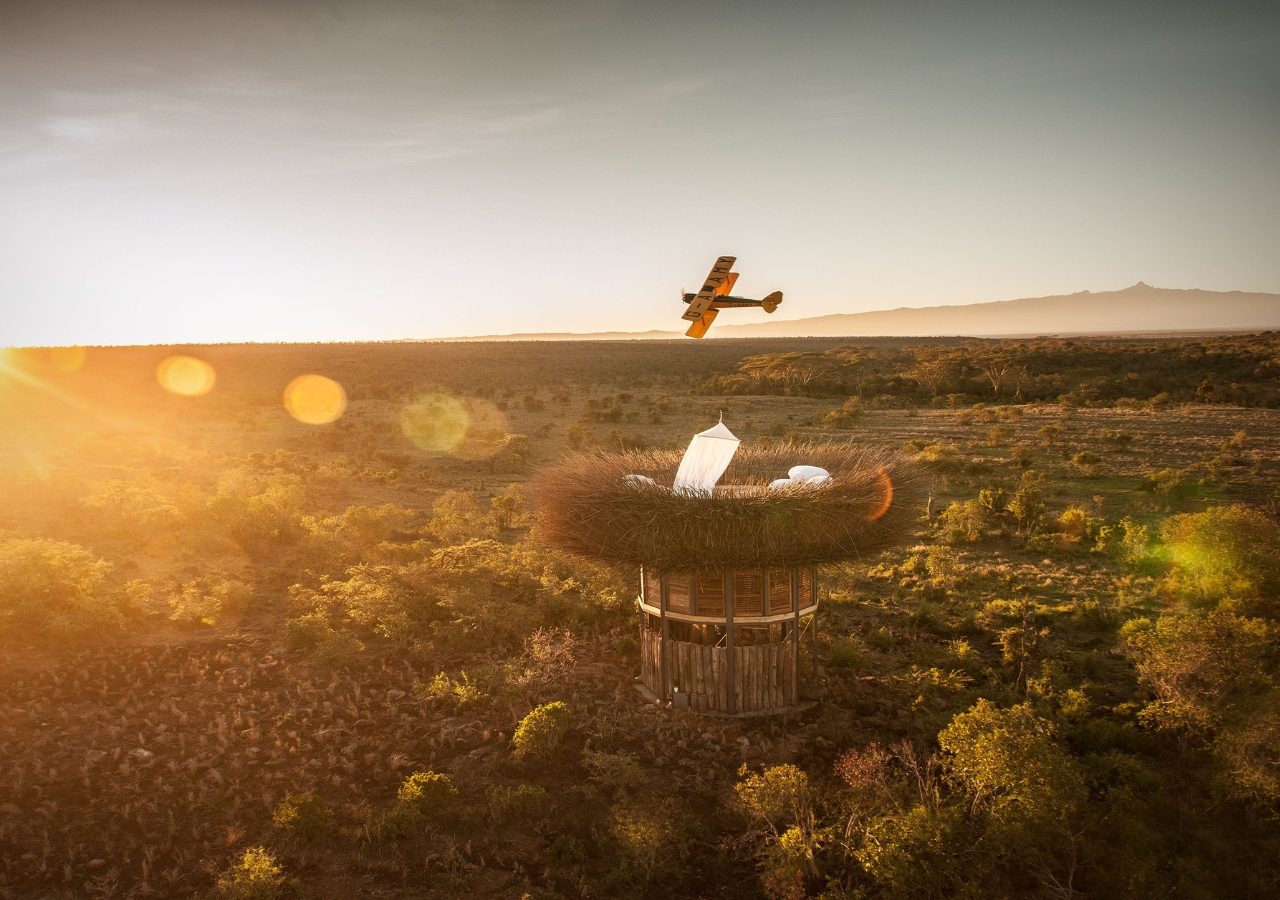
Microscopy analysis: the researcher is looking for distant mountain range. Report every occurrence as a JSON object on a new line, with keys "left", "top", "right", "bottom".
{"left": 452, "top": 283, "right": 1280, "bottom": 341}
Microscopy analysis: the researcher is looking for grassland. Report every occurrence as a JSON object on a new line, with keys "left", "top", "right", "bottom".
{"left": 1, "top": 336, "right": 1279, "bottom": 899}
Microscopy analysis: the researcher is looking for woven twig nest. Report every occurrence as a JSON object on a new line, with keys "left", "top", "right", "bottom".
{"left": 532, "top": 441, "right": 925, "bottom": 569}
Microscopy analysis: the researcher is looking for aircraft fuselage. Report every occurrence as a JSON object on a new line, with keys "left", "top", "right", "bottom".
{"left": 681, "top": 293, "right": 768, "bottom": 309}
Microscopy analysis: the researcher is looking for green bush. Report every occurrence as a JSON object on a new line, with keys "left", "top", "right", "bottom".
{"left": 938, "top": 499, "right": 986, "bottom": 544}
{"left": 1158, "top": 504, "right": 1280, "bottom": 607}
{"left": 485, "top": 783, "right": 547, "bottom": 824}
{"left": 0, "top": 537, "right": 134, "bottom": 642}
{"left": 213, "top": 846, "right": 284, "bottom": 900}
{"left": 396, "top": 770, "right": 459, "bottom": 817}
{"left": 168, "top": 577, "right": 251, "bottom": 626}
{"left": 829, "top": 637, "right": 869, "bottom": 669}
{"left": 609, "top": 798, "right": 690, "bottom": 883}
{"left": 426, "top": 490, "right": 497, "bottom": 544}
{"left": 272, "top": 792, "right": 333, "bottom": 841}
{"left": 414, "top": 671, "right": 484, "bottom": 709}
{"left": 513, "top": 701, "right": 572, "bottom": 759}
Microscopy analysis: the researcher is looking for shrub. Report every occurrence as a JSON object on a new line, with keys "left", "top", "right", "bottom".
{"left": 485, "top": 783, "right": 547, "bottom": 824}
{"left": 396, "top": 770, "right": 459, "bottom": 817}
{"left": 280, "top": 610, "right": 366, "bottom": 662}
{"left": 505, "top": 627, "right": 577, "bottom": 700}
{"left": 1143, "top": 467, "right": 1198, "bottom": 504}
{"left": 1008, "top": 471, "right": 1046, "bottom": 533}
{"left": 584, "top": 750, "right": 645, "bottom": 796}
{"left": 427, "top": 490, "right": 498, "bottom": 544}
{"left": 272, "top": 792, "right": 333, "bottom": 841}
{"left": 0, "top": 537, "right": 131, "bottom": 642}
{"left": 206, "top": 469, "right": 305, "bottom": 551}
{"left": 1094, "top": 517, "right": 1154, "bottom": 569}
{"left": 415, "top": 671, "right": 484, "bottom": 709}
{"left": 1158, "top": 504, "right": 1280, "bottom": 607}
{"left": 1056, "top": 505, "right": 1090, "bottom": 542}
{"left": 938, "top": 499, "right": 986, "bottom": 544}
{"left": 1122, "top": 610, "right": 1272, "bottom": 733}
{"left": 822, "top": 397, "right": 864, "bottom": 428}
{"left": 513, "top": 701, "right": 572, "bottom": 759}
{"left": 1071, "top": 450, "right": 1102, "bottom": 476}
{"left": 488, "top": 483, "right": 530, "bottom": 530}
{"left": 168, "top": 577, "right": 251, "bottom": 626}
{"left": 938, "top": 700, "right": 1086, "bottom": 827}
{"left": 213, "top": 846, "right": 284, "bottom": 900}
{"left": 977, "top": 487, "right": 1006, "bottom": 514}
{"left": 609, "top": 799, "right": 690, "bottom": 883}
{"left": 81, "top": 479, "right": 183, "bottom": 534}
{"left": 735, "top": 764, "right": 816, "bottom": 839}
{"left": 829, "top": 637, "right": 869, "bottom": 669}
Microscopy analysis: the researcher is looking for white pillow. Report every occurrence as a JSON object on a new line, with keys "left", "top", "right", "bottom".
{"left": 788, "top": 465, "right": 830, "bottom": 482}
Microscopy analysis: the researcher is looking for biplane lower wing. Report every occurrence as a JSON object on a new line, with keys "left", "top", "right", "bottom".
{"left": 685, "top": 308, "right": 718, "bottom": 338}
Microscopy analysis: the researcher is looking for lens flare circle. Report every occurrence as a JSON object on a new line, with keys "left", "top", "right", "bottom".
{"left": 866, "top": 468, "right": 894, "bottom": 521}
{"left": 399, "top": 394, "right": 511, "bottom": 458}
{"left": 49, "top": 347, "right": 87, "bottom": 373}
{"left": 401, "top": 393, "right": 470, "bottom": 453}
{"left": 157, "top": 355, "right": 216, "bottom": 397}
{"left": 452, "top": 397, "right": 511, "bottom": 461}
{"left": 283, "top": 374, "right": 347, "bottom": 425}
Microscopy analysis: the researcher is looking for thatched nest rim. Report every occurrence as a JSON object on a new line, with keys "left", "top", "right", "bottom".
{"left": 531, "top": 441, "right": 926, "bottom": 569}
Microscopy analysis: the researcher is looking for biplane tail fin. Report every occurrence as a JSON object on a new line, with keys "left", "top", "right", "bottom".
{"left": 761, "top": 291, "right": 783, "bottom": 314}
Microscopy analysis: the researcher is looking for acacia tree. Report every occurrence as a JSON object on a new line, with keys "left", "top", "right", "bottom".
{"left": 910, "top": 355, "right": 958, "bottom": 398}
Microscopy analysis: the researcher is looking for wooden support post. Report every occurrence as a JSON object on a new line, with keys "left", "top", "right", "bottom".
{"left": 811, "top": 565, "right": 820, "bottom": 681}
{"left": 724, "top": 567, "right": 736, "bottom": 714}
{"left": 791, "top": 568, "right": 801, "bottom": 706}
{"left": 659, "top": 570, "right": 670, "bottom": 701}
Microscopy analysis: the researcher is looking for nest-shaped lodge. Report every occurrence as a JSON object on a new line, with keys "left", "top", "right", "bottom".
{"left": 533, "top": 438, "right": 924, "bottom": 716}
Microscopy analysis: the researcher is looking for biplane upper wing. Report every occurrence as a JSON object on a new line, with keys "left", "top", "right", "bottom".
{"left": 682, "top": 256, "right": 736, "bottom": 321}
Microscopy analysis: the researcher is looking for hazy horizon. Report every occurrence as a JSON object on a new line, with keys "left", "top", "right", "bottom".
{"left": 3, "top": 0, "right": 1279, "bottom": 345}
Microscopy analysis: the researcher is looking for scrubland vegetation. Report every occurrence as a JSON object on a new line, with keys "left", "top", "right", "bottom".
{"left": 1, "top": 333, "right": 1279, "bottom": 898}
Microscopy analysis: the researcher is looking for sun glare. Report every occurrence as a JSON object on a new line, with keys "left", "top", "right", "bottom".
{"left": 283, "top": 374, "right": 347, "bottom": 424}
{"left": 157, "top": 355, "right": 217, "bottom": 397}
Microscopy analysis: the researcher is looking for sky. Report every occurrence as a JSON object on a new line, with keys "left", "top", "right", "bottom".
{"left": 1, "top": 0, "right": 1278, "bottom": 345}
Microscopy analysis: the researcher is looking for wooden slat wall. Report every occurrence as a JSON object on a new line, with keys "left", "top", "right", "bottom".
{"left": 666, "top": 574, "right": 691, "bottom": 613}
{"left": 641, "top": 625, "right": 798, "bottom": 714}
{"left": 734, "top": 571, "right": 764, "bottom": 616}
{"left": 695, "top": 570, "right": 726, "bottom": 616}
{"left": 798, "top": 568, "right": 814, "bottom": 607}
{"left": 769, "top": 569, "right": 791, "bottom": 615}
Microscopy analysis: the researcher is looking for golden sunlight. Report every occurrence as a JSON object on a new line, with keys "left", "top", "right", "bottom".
{"left": 283, "top": 374, "right": 347, "bottom": 424}
{"left": 157, "top": 355, "right": 217, "bottom": 397}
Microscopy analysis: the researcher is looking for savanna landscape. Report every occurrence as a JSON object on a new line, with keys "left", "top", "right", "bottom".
{"left": 3, "top": 333, "right": 1279, "bottom": 899}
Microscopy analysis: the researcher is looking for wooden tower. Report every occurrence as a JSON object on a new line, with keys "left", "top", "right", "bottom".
{"left": 533, "top": 440, "right": 921, "bottom": 717}
{"left": 638, "top": 565, "right": 818, "bottom": 714}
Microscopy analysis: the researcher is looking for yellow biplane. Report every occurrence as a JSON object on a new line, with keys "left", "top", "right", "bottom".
{"left": 680, "top": 255, "right": 783, "bottom": 338}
